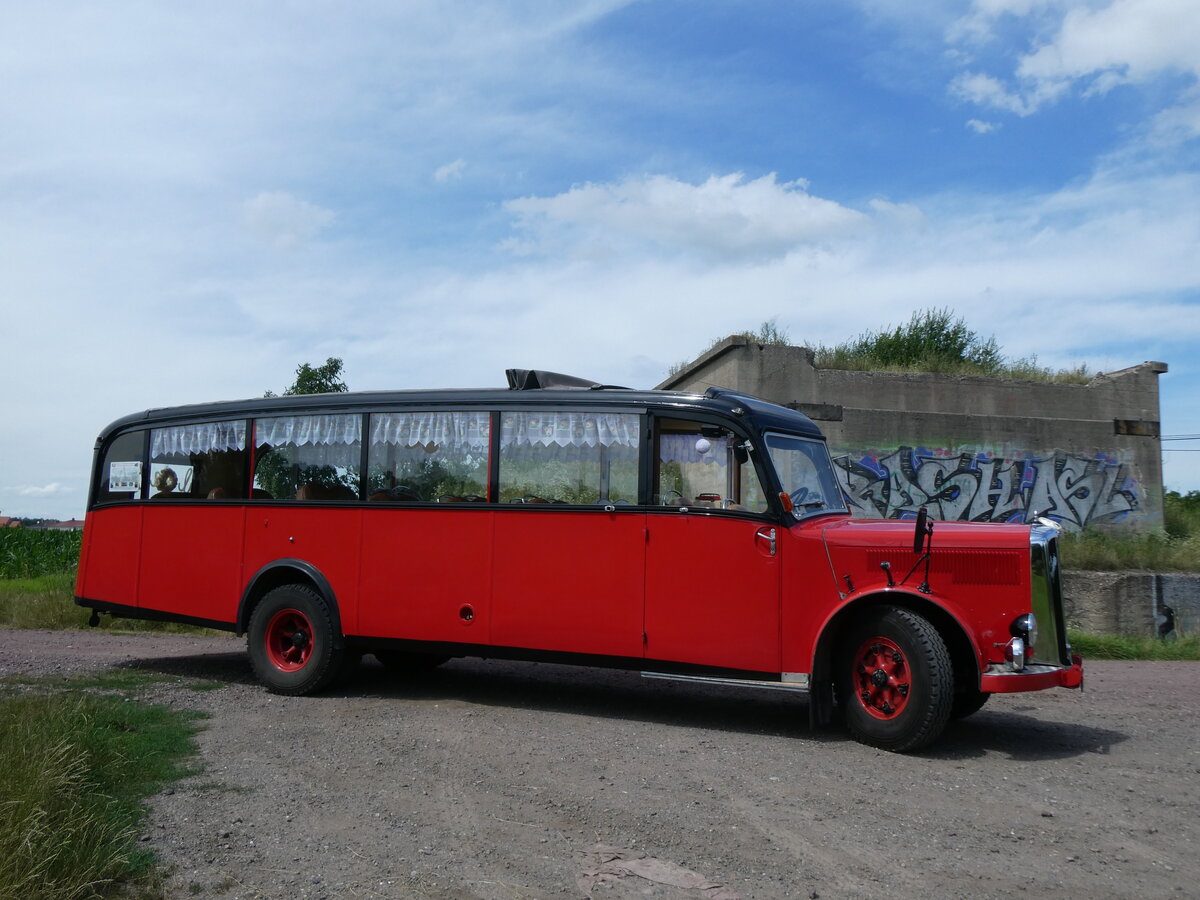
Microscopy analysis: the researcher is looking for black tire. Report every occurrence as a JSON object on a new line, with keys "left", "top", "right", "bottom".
{"left": 247, "top": 584, "right": 343, "bottom": 695}
{"left": 950, "top": 688, "right": 990, "bottom": 720}
{"left": 373, "top": 649, "right": 450, "bottom": 674}
{"left": 836, "top": 606, "right": 954, "bottom": 752}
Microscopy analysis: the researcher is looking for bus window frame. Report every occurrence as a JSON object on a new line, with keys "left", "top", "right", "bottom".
{"left": 88, "top": 404, "right": 789, "bottom": 521}
{"left": 648, "top": 411, "right": 781, "bottom": 520}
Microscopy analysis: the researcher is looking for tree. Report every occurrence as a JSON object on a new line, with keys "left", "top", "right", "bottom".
{"left": 258, "top": 358, "right": 352, "bottom": 499}
{"left": 265, "top": 357, "right": 348, "bottom": 398}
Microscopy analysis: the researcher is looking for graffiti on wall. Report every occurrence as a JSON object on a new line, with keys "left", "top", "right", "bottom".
{"left": 832, "top": 446, "right": 1141, "bottom": 531}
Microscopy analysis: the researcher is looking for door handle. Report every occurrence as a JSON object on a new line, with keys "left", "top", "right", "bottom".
{"left": 755, "top": 526, "right": 776, "bottom": 556}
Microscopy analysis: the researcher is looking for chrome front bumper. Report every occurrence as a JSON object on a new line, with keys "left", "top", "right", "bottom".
{"left": 982, "top": 654, "right": 1084, "bottom": 692}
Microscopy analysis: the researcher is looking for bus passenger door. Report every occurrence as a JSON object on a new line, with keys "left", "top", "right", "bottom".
{"left": 490, "top": 508, "right": 646, "bottom": 657}
{"left": 488, "top": 409, "right": 646, "bottom": 658}
{"left": 642, "top": 417, "right": 781, "bottom": 672}
{"left": 643, "top": 512, "right": 781, "bottom": 672}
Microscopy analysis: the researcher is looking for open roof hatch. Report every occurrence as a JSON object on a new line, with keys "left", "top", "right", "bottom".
{"left": 505, "top": 369, "right": 630, "bottom": 391}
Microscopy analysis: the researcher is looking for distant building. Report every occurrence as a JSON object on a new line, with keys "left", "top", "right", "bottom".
{"left": 44, "top": 519, "right": 85, "bottom": 530}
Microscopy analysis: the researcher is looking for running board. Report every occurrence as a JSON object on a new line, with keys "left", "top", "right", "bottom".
{"left": 641, "top": 671, "right": 810, "bottom": 693}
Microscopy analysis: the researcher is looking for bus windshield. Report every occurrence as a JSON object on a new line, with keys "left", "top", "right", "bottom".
{"left": 764, "top": 433, "right": 847, "bottom": 519}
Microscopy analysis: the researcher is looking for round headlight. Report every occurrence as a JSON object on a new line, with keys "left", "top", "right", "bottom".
{"left": 1012, "top": 613, "right": 1038, "bottom": 651}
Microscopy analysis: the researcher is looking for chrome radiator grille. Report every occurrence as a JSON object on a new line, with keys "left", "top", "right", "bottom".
{"left": 1030, "top": 523, "right": 1071, "bottom": 666}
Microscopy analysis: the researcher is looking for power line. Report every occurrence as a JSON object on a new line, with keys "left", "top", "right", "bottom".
{"left": 1162, "top": 434, "right": 1200, "bottom": 441}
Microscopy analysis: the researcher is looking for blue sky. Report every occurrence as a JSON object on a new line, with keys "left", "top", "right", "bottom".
{"left": 3, "top": 0, "right": 1199, "bottom": 520}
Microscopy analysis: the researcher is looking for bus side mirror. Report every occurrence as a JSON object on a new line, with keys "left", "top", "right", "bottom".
{"left": 913, "top": 506, "right": 931, "bottom": 554}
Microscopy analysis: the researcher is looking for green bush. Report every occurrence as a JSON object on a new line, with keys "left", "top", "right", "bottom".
{"left": 0, "top": 681, "right": 203, "bottom": 898}
{"left": 672, "top": 310, "right": 1093, "bottom": 383}
{"left": 1165, "top": 489, "right": 1200, "bottom": 540}
{"left": 0, "top": 530, "right": 83, "bottom": 579}
{"left": 809, "top": 308, "right": 1092, "bottom": 382}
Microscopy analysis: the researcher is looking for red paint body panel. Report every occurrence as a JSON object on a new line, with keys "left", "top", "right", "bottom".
{"left": 358, "top": 507, "right": 493, "bottom": 643}
{"left": 489, "top": 508, "right": 645, "bottom": 656}
{"left": 139, "top": 505, "right": 245, "bottom": 623}
{"left": 644, "top": 512, "right": 780, "bottom": 671}
{"left": 242, "top": 507, "right": 363, "bottom": 630}
{"left": 814, "top": 517, "right": 1037, "bottom": 672}
{"left": 76, "top": 506, "right": 142, "bottom": 607}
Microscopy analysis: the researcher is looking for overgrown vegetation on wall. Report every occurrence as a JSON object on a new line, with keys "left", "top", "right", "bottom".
{"left": 675, "top": 309, "right": 1093, "bottom": 383}
{"left": 668, "top": 320, "right": 791, "bottom": 375}
{"left": 809, "top": 308, "right": 1093, "bottom": 383}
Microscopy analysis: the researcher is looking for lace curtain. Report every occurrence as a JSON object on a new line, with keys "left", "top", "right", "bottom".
{"left": 151, "top": 421, "right": 246, "bottom": 458}
{"left": 659, "top": 434, "right": 731, "bottom": 466}
{"left": 500, "top": 412, "right": 639, "bottom": 449}
{"left": 371, "top": 411, "right": 491, "bottom": 450}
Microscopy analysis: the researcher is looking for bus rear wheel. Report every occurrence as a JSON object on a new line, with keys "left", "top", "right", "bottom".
{"left": 836, "top": 606, "right": 953, "bottom": 752}
{"left": 248, "top": 584, "right": 342, "bottom": 695}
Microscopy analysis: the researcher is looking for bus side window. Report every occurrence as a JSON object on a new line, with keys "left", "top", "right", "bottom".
{"left": 96, "top": 430, "right": 147, "bottom": 503}
{"left": 149, "top": 421, "right": 248, "bottom": 500}
{"left": 253, "top": 414, "right": 362, "bottom": 501}
{"left": 655, "top": 419, "right": 767, "bottom": 514}
{"left": 498, "top": 411, "right": 639, "bottom": 505}
{"left": 367, "top": 411, "right": 490, "bottom": 502}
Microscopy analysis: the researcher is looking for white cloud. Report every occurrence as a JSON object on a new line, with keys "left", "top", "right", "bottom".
{"left": 434, "top": 159, "right": 466, "bottom": 182}
{"left": 16, "top": 483, "right": 70, "bottom": 498}
{"left": 242, "top": 191, "right": 335, "bottom": 249}
{"left": 1017, "top": 0, "right": 1200, "bottom": 86}
{"left": 504, "top": 173, "right": 868, "bottom": 262}
{"left": 951, "top": 0, "right": 1200, "bottom": 121}
{"left": 966, "top": 117, "right": 1001, "bottom": 133}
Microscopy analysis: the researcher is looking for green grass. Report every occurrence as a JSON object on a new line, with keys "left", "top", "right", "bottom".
{"left": 1069, "top": 630, "right": 1200, "bottom": 661}
{"left": 0, "top": 675, "right": 204, "bottom": 899}
{"left": 0, "top": 574, "right": 227, "bottom": 635}
{"left": 1057, "top": 530, "right": 1200, "bottom": 572}
{"left": 1055, "top": 490, "right": 1200, "bottom": 572}
{"left": 0, "top": 530, "right": 83, "bottom": 579}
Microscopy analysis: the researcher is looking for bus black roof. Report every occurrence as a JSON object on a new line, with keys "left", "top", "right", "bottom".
{"left": 96, "top": 382, "right": 824, "bottom": 444}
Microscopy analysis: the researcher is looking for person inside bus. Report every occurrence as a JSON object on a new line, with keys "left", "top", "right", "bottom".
{"left": 295, "top": 482, "right": 357, "bottom": 501}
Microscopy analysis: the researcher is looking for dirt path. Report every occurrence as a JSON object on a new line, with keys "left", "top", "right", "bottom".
{"left": 3, "top": 629, "right": 1198, "bottom": 899}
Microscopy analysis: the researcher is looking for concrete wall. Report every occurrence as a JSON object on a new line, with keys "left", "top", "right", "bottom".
{"left": 658, "top": 337, "right": 1168, "bottom": 532}
{"left": 1063, "top": 572, "right": 1200, "bottom": 638}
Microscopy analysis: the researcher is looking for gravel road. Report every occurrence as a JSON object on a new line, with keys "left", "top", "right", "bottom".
{"left": 2, "top": 629, "right": 1198, "bottom": 900}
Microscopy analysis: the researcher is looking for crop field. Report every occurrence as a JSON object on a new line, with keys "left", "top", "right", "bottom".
{"left": 0, "top": 529, "right": 82, "bottom": 580}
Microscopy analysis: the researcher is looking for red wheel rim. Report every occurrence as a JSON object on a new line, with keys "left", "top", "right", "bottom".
{"left": 852, "top": 636, "right": 911, "bottom": 720}
{"left": 264, "top": 608, "right": 314, "bottom": 671}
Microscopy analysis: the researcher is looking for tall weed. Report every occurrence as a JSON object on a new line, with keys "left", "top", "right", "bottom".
{"left": 0, "top": 684, "right": 202, "bottom": 898}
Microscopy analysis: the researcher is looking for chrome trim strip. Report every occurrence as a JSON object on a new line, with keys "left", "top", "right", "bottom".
{"left": 983, "top": 663, "right": 1067, "bottom": 678}
{"left": 641, "top": 672, "right": 810, "bottom": 692}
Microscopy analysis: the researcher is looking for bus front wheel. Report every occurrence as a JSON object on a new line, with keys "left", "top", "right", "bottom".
{"left": 836, "top": 606, "right": 953, "bottom": 752}
{"left": 248, "top": 584, "right": 343, "bottom": 695}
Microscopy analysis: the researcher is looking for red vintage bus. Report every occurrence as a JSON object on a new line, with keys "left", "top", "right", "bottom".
{"left": 75, "top": 368, "right": 1082, "bottom": 751}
